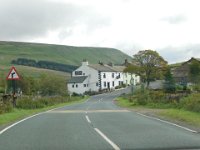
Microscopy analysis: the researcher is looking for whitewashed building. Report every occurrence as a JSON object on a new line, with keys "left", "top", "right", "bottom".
{"left": 67, "top": 60, "right": 140, "bottom": 94}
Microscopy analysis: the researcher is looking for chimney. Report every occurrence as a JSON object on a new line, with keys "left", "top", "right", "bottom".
{"left": 82, "top": 59, "right": 89, "bottom": 66}
{"left": 108, "top": 62, "right": 113, "bottom": 67}
{"left": 124, "top": 59, "right": 128, "bottom": 66}
{"left": 98, "top": 61, "right": 104, "bottom": 65}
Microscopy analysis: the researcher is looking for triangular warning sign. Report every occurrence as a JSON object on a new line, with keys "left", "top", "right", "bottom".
{"left": 6, "top": 67, "right": 20, "bottom": 80}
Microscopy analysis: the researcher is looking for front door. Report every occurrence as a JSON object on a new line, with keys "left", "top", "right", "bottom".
{"left": 107, "top": 82, "right": 110, "bottom": 90}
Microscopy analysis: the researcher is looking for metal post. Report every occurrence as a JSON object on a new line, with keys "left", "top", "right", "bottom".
{"left": 12, "top": 74, "right": 16, "bottom": 107}
{"left": 130, "top": 75, "right": 134, "bottom": 95}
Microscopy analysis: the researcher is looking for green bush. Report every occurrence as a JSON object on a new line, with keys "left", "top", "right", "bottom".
{"left": 0, "top": 101, "right": 13, "bottom": 114}
{"left": 180, "top": 93, "right": 200, "bottom": 112}
{"left": 17, "top": 98, "right": 45, "bottom": 109}
{"left": 192, "top": 84, "right": 200, "bottom": 92}
{"left": 134, "top": 88, "right": 150, "bottom": 105}
{"left": 16, "top": 96, "right": 68, "bottom": 109}
{"left": 149, "top": 91, "right": 165, "bottom": 103}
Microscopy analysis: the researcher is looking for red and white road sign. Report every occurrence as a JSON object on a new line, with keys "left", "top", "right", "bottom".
{"left": 6, "top": 67, "right": 20, "bottom": 80}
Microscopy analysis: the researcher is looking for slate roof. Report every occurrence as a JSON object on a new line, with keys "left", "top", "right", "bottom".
{"left": 111, "top": 66, "right": 126, "bottom": 72}
{"left": 149, "top": 80, "right": 164, "bottom": 90}
{"left": 68, "top": 76, "right": 88, "bottom": 83}
{"left": 89, "top": 64, "right": 117, "bottom": 72}
{"left": 88, "top": 64, "right": 127, "bottom": 72}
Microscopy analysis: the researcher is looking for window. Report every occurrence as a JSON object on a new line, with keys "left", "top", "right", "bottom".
{"left": 76, "top": 84, "right": 78, "bottom": 88}
{"left": 96, "top": 82, "right": 98, "bottom": 86}
{"left": 112, "top": 81, "right": 114, "bottom": 87}
{"left": 112, "top": 73, "right": 114, "bottom": 78}
{"left": 75, "top": 71, "right": 82, "bottom": 75}
{"left": 72, "top": 85, "right": 74, "bottom": 88}
{"left": 103, "top": 73, "right": 106, "bottom": 78}
{"left": 116, "top": 73, "right": 120, "bottom": 79}
{"left": 104, "top": 82, "right": 106, "bottom": 87}
{"left": 84, "top": 84, "right": 86, "bottom": 87}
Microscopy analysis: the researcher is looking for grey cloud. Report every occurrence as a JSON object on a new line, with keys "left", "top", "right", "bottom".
{"left": 158, "top": 44, "right": 200, "bottom": 64}
{"left": 0, "top": 0, "right": 110, "bottom": 40}
{"left": 161, "top": 14, "right": 187, "bottom": 24}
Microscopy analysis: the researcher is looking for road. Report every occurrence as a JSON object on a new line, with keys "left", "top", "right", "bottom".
{"left": 0, "top": 88, "right": 200, "bottom": 150}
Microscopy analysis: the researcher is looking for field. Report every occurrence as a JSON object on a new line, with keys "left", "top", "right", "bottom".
{"left": 0, "top": 41, "right": 131, "bottom": 79}
{"left": 0, "top": 41, "right": 131, "bottom": 66}
{"left": 116, "top": 97, "right": 200, "bottom": 129}
{"left": 0, "top": 65, "right": 70, "bottom": 79}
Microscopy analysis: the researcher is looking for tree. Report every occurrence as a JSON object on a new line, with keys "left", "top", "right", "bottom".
{"left": 189, "top": 60, "right": 200, "bottom": 84}
{"left": 124, "top": 50, "right": 167, "bottom": 88}
{"left": 164, "top": 67, "right": 175, "bottom": 93}
{"left": 39, "top": 74, "right": 66, "bottom": 96}
{"left": 17, "top": 75, "right": 39, "bottom": 95}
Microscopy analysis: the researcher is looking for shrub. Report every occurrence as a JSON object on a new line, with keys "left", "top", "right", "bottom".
{"left": 17, "top": 98, "right": 45, "bottom": 109}
{"left": 149, "top": 91, "right": 165, "bottom": 103}
{"left": 72, "top": 92, "right": 81, "bottom": 97}
{"left": 0, "top": 101, "right": 13, "bottom": 114}
{"left": 180, "top": 93, "right": 200, "bottom": 112}
{"left": 134, "top": 88, "right": 150, "bottom": 105}
{"left": 16, "top": 96, "right": 68, "bottom": 109}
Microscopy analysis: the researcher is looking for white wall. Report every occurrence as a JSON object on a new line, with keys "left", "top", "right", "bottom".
{"left": 67, "top": 78, "right": 89, "bottom": 94}
{"left": 123, "top": 73, "right": 140, "bottom": 85}
{"left": 68, "top": 61, "right": 141, "bottom": 94}
{"left": 100, "top": 72, "right": 124, "bottom": 90}
{"left": 69, "top": 62, "right": 99, "bottom": 93}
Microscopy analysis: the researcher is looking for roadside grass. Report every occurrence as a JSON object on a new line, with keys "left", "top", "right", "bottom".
{"left": 116, "top": 97, "right": 175, "bottom": 109}
{"left": 158, "top": 109, "right": 200, "bottom": 127}
{"left": 0, "top": 96, "right": 88, "bottom": 126}
{"left": 116, "top": 96, "right": 200, "bottom": 128}
{"left": 115, "top": 97, "right": 136, "bottom": 108}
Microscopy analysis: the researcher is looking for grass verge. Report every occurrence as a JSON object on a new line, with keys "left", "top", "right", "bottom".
{"left": 0, "top": 96, "right": 88, "bottom": 126}
{"left": 158, "top": 109, "right": 200, "bottom": 127}
{"left": 116, "top": 96, "right": 200, "bottom": 128}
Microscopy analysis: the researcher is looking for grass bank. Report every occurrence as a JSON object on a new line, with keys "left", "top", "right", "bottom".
{"left": 158, "top": 109, "right": 200, "bottom": 127}
{"left": 0, "top": 96, "right": 88, "bottom": 126}
{"left": 116, "top": 96, "right": 200, "bottom": 128}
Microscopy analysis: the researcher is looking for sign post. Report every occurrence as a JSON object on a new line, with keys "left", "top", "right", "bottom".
{"left": 130, "top": 75, "right": 134, "bottom": 95}
{"left": 6, "top": 67, "right": 20, "bottom": 107}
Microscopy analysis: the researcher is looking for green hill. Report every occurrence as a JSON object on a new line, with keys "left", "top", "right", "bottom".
{"left": 0, "top": 41, "right": 132, "bottom": 67}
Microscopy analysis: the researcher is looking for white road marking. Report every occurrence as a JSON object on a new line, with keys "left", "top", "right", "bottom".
{"left": 85, "top": 115, "right": 91, "bottom": 123}
{"left": 46, "top": 98, "right": 90, "bottom": 112}
{"left": 47, "top": 109, "right": 130, "bottom": 113}
{"left": 136, "top": 112, "right": 197, "bottom": 133}
{"left": 0, "top": 99, "right": 91, "bottom": 135}
{"left": 99, "top": 98, "right": 103, "bottom": 102}
{"left": 0, "top": 113, "right": 42, "bottom": 135}
{"left": 94, "top": 128, "right": 120, "bottom": 150}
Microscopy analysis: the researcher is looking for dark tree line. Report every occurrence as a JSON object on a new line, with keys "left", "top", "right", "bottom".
{"left": 11, "top": 58, "right": 78, "bottom": 73}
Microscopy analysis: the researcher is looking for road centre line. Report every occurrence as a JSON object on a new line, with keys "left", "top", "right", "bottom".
{"left": 136, "top": 112, "right": 197, "bottom": 133}
{"left": 0, "top": 98, "right": 91, "bottom": 135}
{"left": 85, "top": 115, "right": 91, "bottom": 123}
{"left": 94, "top": 128, "right": 120, "bottom": 150}
{"left": 46, "top": 98, "right": 90, "bottom": 113}
{"left": 48, "top": 110, "right": 130, "bottom": 113}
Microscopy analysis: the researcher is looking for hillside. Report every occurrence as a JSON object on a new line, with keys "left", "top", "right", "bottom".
{"left": 0, "top": 41, "right": 132, "bottom": 67}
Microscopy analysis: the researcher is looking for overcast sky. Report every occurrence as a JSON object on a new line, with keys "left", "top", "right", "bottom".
{"left": 0, "top": 0, "right": 200, "bottom": 63}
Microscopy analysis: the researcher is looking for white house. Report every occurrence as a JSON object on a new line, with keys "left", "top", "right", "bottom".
{"left": 67, "top": 60, "right": 140, "bottom": 94}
